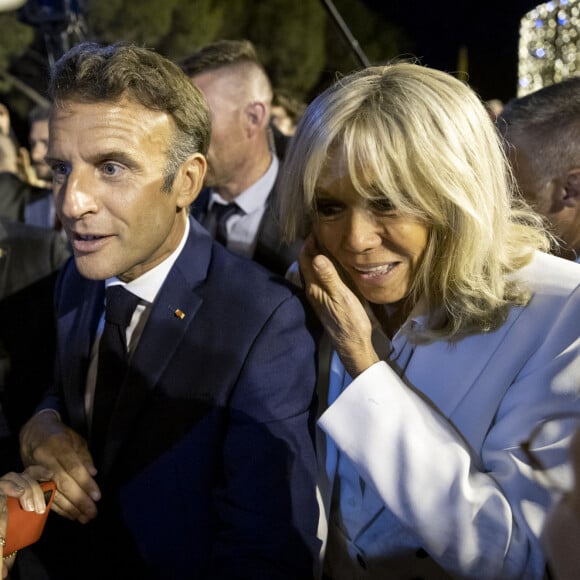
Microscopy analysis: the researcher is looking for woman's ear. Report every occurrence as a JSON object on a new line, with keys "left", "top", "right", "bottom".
{"left": 176, "top": 153, "right": 207, "bottom": 209}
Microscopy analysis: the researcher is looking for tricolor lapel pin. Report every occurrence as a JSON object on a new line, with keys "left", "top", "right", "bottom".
{"left": 168, "top": 305, "right": 186, "bottom": 319}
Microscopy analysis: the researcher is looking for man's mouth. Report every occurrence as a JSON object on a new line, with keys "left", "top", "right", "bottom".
{"left": 74, "top": 233, "right": 105, "bottom": 241}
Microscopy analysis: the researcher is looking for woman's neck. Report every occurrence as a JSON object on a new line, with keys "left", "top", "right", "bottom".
{"left": 370, "top": 297, "right": 414, "bottom": 339}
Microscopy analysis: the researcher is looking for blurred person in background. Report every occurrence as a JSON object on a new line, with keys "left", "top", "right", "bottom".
{"left": 180, "top": 39, "right": 302, "bottom": 276}
{"left": 0, "top": 214, "right": 70, "bottom": 469}
{"left": 499, "top": 77, "right": 580, "bottom": 263}
{"left": 271, "top": 88, "right": 306, "bottom": 137}
{"left": 22, "top": 105, "right": 56, "bottom": 230}
{"left": 27, "top": 105, "right": 52, "bottom": 188}
{"left": 0, "top": 103, "right": 55, "bottom": 230}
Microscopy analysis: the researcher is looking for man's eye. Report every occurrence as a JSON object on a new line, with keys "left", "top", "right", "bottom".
{"left": 51, "top": 162, "right": 69, "bottom": 177}
{"left": 102, "top": 163, "right": 121, "bottom": 176}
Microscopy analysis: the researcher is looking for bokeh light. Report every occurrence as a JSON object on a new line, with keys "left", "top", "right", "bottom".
{"left": 519, "top": 0, "right": 580, "bottom": 96}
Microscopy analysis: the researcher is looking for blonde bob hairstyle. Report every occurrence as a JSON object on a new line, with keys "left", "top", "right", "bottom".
{"left": 278, "top": 62, "right": 551, "bottom": 341}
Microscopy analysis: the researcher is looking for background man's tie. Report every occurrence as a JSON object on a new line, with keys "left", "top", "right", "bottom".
{"left": 204, "top": 202, "right": 241, "bottom": 245}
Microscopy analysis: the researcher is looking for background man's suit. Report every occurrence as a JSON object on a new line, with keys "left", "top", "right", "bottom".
{"left": 190, "top": 131, "right": 301, "bottom": 277}
{"left": 191, "top": 180, "right": 302, "bottom": 277}
{"left": 0, "top": 172, "right": 54, "bottom": 228}
{"left": 32, "top": 217, "right": 321, "bottom": 579}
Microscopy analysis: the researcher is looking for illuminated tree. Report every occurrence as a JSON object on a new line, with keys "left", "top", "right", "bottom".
{"left": 518, "top": 0, "right": 580, "bottom": 96}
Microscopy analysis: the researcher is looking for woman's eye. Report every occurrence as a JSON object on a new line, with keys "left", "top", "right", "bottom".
{"left": 315, "top": 200, "right": 343, "bottom": 217}
{"left": 369, "top": 198, "right": 396, "bottom": 213}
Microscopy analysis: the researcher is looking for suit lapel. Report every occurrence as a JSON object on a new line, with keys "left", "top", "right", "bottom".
{"left": 59, "top": 276, "right": 103, "bottom": 436}
{"left": 404, "top": 303, "right": 526, "bottom": 449}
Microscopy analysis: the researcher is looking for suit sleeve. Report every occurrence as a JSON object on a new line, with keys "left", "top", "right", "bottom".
{"left": 209, "top": 291, "right": 321, "bottom": 579}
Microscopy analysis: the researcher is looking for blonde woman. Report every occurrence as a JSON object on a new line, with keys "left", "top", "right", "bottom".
{"left": 280, "top": 62, "right": 580, "bottom": 579}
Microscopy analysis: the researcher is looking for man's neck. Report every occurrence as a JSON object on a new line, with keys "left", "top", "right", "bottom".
{"left": 213, "top": 149, "right": 273, "bottom": 201}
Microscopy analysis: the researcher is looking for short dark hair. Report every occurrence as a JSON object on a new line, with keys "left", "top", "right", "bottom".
{"left": 500, "top": 77, "right": 580, "bottom": 134}
{"left": 49, "top": 41, "right": 211, "bottom": 191}
{"left": 29, "top": 104, "right": 51, "bottom": 124}
{"left": 178, "top": 39, "right": 262, "bottom": 78}
{"left": 498, "top": 77, "right": 580, "bottom": 180}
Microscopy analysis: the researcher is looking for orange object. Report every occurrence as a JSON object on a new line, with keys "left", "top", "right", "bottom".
{"left": 4, "top": 480, "right": 56, "bottom": 557}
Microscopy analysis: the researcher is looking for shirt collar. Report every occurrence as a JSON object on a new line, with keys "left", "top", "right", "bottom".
{"left": 105, "top": 218, "right": 190, "bottom": 304}
{"left": 209, "top": 154, "right": 279, "bottom": 215}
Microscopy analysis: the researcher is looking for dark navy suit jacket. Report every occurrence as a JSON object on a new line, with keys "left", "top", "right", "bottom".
{"left": 34, "top": 217, "right": 321, "bottom": 579}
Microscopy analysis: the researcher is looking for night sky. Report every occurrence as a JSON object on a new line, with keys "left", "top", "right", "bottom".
{"left": 361, "top": 0, "right": 543, "bottom": 103}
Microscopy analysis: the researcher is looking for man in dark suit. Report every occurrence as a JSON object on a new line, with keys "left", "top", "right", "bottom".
{"left": 180, "top": 40, "right": 302, "bottom": 276}
{"left": 0, "top": 133, "right": 50, "bottom": 226}
{"left": 0, "top": 106, "right": 55, "bottom": 230}
{"left": 19, "top": 42, "right": 321, "bottom": 579}
{"left": 25, "top": 104, "right": 58, "bottom": 230}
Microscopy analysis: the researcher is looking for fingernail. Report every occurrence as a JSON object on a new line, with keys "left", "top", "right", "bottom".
{"left": 312, "top": 255, "right": 326, "bottom": 270}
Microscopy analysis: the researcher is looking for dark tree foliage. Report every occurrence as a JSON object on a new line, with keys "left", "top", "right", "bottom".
{"left": 242, "top": 0, "right": 327, "bottom": 100}
{"left": 0, "top": 11, "right": 35, "bottom": 91}
{"left": 83, "top": 0, "right": 406, "bottom": 101}
{"left": 1, "top": 0, "right": 406, "bottom": 134}
{"left": 318, "top": 0, "right": 413, "bottom": 97}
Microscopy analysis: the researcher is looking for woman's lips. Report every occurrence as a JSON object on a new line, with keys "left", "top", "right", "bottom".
{"left": 353, "top": 262, "right": 398, "bottom": 279}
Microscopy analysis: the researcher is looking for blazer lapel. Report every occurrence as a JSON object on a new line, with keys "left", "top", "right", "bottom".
{"left": 406, "top": 303, "right": 526, "bottom": 449}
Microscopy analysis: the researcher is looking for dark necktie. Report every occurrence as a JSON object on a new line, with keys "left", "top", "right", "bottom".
{"left": 205, "top": 202, "right": 241, "bottom": 245}
{"left": 91, "top": 285, "right": 140, "bottom": 466}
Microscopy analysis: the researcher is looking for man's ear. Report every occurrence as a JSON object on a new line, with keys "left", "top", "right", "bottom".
{"left": 244, "top": 101, "right": 267, "bottom": 136}
{"left": 176, "top": 153, "right": 207, "bottom": 209}
{"left": 563, "top": 169, "right": 580, "bottom": 208}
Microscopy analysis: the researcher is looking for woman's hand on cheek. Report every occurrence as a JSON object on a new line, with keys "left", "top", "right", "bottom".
{"left": 299, "top": 234, "right": 379, "bottom": 377}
